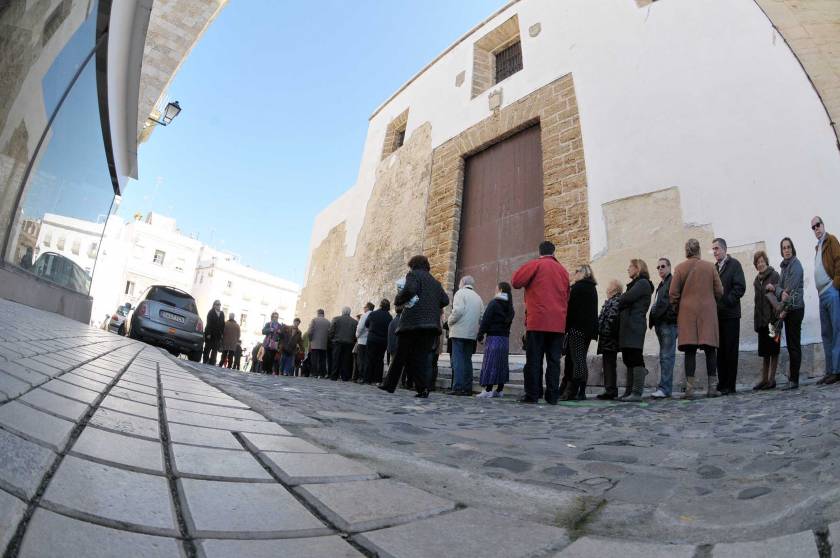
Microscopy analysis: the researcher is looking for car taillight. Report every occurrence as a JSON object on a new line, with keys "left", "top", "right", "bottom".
{"left": 111, "top": 314, "right": 118, "bottom": 321}
{"left": 137, "top": 302, "right": 150, "bottom": 318}
{"left": 195, "top": 318, "right": 204, "bottom": 333}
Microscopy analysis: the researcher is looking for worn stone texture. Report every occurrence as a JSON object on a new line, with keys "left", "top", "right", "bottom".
{"left": 711, "top": 530, "right": 819, "bottom": 557}
{"left": 0, "top": 427, "right": 55, "bottom": 499}
{"left": 554, "top": 536, "right": 694, "bottom": 557}
{"left": 70, "top": 427, "right": 164, "bottom": 474}
{"left": 199, "top": 537, "right": 364, "bottom": 558}
{"left": 0, "top": 489, "right": 26, "bottom": 553}
{"left": 297, "top": 123, "right": 433, "bottom": 318}
{"left": 0, "top": 401, "right": 75, "bottom": 451}
{"left": 755, "top": 0, "right": 840, "bottom": 145}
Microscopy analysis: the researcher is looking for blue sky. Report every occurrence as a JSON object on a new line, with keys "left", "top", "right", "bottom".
{"left": 119, "top": 0, "right": 504, "bottom": 285}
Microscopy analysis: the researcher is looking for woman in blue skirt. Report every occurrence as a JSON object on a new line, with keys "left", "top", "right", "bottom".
{"left": 476, "top": 282, "right": 515, "bottom": 398}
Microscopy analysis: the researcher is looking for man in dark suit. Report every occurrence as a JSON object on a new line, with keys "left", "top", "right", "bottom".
{"left": 713, "top": 238, "right": 746, "bottom": 395}
{"left": 202, "top": 300, "right": 226, "bottom": 365}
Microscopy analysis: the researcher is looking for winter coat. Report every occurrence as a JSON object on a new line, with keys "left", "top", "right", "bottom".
{"left": 262, "top": 321, "right": 283, "bottom": 350}
{"left": 597, "top": 294, "right": 621, "bottom": 354}
{"left": 477, "top": 296, "right": 514, "bottom": 339}
{"left": 395, "top": 269, "right": 449, "bottom": 334}
{"left": 387, "top": 314, "right": 400, "bottom": 354}
{"left": 566, "top": 278, "right": 599, "bottom": 341}
{"left": 280, "top": 325, "right": 302, "bottom": 355}
{"left": 306, "top": 316, "right": 331, "bottom": 350}
{"left": 776, "top": 256, "right": 804, "bottom": 311}
{"left": 365, "top": 309, "right": 393, "bottom": 346}
{"left": 447, "top": 285, "right": 483, "bottom": 340}
{"left": 329, "top": 314, "right": 358, "bottom": 345}
{"left": 618, "top": 276, "right": 653, "bottom": 350}
{"left": 205, "top": 309, "right": 225, "bottom": 344}
{"left": 648, "top": 274, "right": 677, "bottom": 328}
{"left": 511, "top": 255, "right": 570, "bottom": 333}
{"left": 754, "top": 267, "right": 781, "bottom": 332}
{"left": 816, "top": 232, "right": 840, "bottom": 290}
{"left": 355, "top": 311, "right": 372, "bottom": 345}
{"left": 669, "top": 256, "right": 724, "bottom": 348}
{"left": 221, "top": 319, "right": 240, "bottom": 352}
{"left": 716, "top": 256, "right": 746, "bottom": 320}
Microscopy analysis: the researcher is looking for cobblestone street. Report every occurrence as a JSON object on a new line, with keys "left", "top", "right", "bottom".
{"left": 0, "top": 298, "right": 837, "bottom": 557}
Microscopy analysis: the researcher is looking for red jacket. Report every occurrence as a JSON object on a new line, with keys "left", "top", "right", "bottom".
{"left": 511, "top": 255, "right": 570, "bottom": 333}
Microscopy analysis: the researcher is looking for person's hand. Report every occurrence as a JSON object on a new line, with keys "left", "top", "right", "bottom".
{"left": 781, "top": 291, "right": 790, "bottom": 302}
{"left": 779, "top": 311, "right": 787, "bottom": 320}
{"left": 766, "top": 284, "right": 775, "bottom": 292}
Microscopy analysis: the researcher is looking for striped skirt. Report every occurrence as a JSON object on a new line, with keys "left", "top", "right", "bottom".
{"left": 479, "top": 335, "right": 510, "bottom": 386}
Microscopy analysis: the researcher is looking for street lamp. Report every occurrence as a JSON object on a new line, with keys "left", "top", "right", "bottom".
{"left": 147, "top": 101, "right": 182, "bottom": 126}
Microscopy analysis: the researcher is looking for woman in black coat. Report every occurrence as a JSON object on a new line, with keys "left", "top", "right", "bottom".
{"left": 618, "top": 259, "right": 654, "bottom": 401}
{"left": 596, "top": 279, "right": 623, "bottom": 400}
{"left": 560, "top": 265, "right": 599, "bottom": 401}
{"left": 365, "top": 299, "right": 393, "bottom": 385}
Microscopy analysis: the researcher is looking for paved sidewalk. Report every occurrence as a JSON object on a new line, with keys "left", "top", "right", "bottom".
{"left": 0, "top": 297, "right": 833, "bottom": 557}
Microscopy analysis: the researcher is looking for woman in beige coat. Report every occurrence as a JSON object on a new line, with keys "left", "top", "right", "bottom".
{"left": 221, "top": 313, "right": 240, "bottom": 369}
{"left": 669, "top": 239, "right": 724, "bottom": 398}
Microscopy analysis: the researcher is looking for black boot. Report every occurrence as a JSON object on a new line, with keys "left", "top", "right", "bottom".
{"left": 576, "top": 380, "right": 587, "bottom": 401}
{"left": 617, "top": 367, "right": 633, "bottom": 400}
{"left": 559, "top": 380, "right": 577, "bottom": 401}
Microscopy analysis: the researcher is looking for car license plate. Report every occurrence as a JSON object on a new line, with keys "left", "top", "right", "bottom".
{"left": 168, "top": 327, "right": 176, "bottom": 334}
{"left": 160, "top": 311, "right": 185, "bottom": 324}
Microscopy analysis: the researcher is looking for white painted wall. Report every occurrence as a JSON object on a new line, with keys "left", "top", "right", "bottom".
{"left": 306, "top": 0, "right": 840, "bottom": 345}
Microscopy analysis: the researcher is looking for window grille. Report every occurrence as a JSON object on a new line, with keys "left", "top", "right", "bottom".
{"left": 395, "top": 129, "right": 406, "bottom": 149}
{"left": 495, "top": 41, "right": 522, "bottom": 83}
{"left": 153, "top": 250, "right": 165, "bottom": 265}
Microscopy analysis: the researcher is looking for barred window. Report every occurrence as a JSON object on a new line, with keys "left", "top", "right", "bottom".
{"left": 495, "top": 41, "right": 522, "bottom": 84}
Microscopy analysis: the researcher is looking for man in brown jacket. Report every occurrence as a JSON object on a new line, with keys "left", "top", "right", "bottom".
{"left": 812, "top": 216, "right": 840, "bottom": 384}
{"left": 669, "top": 238, "right": 724, "bottom": 398}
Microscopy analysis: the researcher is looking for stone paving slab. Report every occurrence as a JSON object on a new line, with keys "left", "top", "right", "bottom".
{"left": 89, "top": 407, "right": 160, "bottom": 440}
{"left": 166, "top": 409, "right": 295, "bottom": 437}
{"left": 0, "top": 427, "right": 55, "bottom": 499}
{"left": 179, "top": 478, "right": 331, "bottom": 538}
{"left": 297, "top": 478, "right": 456, "bottom": 532}
{"left": 167, "top": 423, "right": 242, "bottom": 449}
{"left": 554, "top": 537, "right": 695, "bottom": 557}
{"left": 241, "top": 432, "right": 321, "bottom": 453}
{"left": 0, "top": 372, "right": 31, "bottom": 401}
{"left": 20, "top": 388, "right": 89, "bottom": 422}
{"left": 0, "top": 400, "right": 75, "bottom": 451}
{"left": 162, "top": 389, "right": 250, "bottom": 408}
{"left": 15, "top": 358, "right": 64, "bottom": 378}
{"left": 117, "top": 379, "right": 158, "bottom": 396}
{"left": 119, "top": 372, "right": 158, "bottom": 388}
{"left": 100, "top": 395, "right": 159, "bottom": 419}
{"left": 0, "top": 361, "right": 49, "bottom": 388}
{"left": 262, "top": 451, "right": 379, "bottom": 485}
{"left": 172, "top": 444, "right": 272, "bottom": 480}
{"left": 109, "top": 385, "right": 159, "bottom": 406}
{"left": 42, "top": 455, "right": 177, "bottom": 535}
{"left": 59, "top": 373, "right": 109, "bottom": 392}
{"left": 198, "top": 536, "right": 365, "bottom": 557}
{"left": 19, "top": 509, "right": 182, "bottom": 558}
{"left": 71, "top": 427, "right": 164, "bottom": 474}
{"left": 0, "top": 489, "right": 27, "bottom": 552}
{"left": 163, "top": 398, "right": 263, "bottom": 420}
{"left": 355, "top": 508, "right": 569, "bottom": 558}
{"left": 41, "top": 379, "right": 100, "bottom": 404}
{"left": 710, "top": 530, "right": 819, "bottom": 557}
{"left": 68, "top": 367, "right": 115, "bottom": 385}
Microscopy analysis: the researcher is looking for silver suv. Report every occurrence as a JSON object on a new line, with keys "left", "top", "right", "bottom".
{"left": 127, "top": 285, "right": 204, "bottom": 361}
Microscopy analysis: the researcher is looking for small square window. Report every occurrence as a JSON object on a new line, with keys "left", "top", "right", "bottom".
{"left": 125, "top": 281, "right": 135, "bottom": 296}
{"left": 153, "top": 250, "right": 165, "bottom": 265}
{"left": 394, "top": 129, "right": 406, "bottom": 149}
{"left": 43, "top": 233, "right": 52, "bottom": 247}
{"left": 495, "top": 41, "right": 522, "bottom": 84}
{"left": 71, "top": 239, "right": 81, "bottom": 255}
{"left": 57, "top": 237, "right": 65, "bottom": 251}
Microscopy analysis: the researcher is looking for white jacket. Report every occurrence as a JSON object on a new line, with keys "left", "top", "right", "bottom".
{"left": 447, "top": 285, "right": 483, "bottom": 340}
{"left": 356, "top": 311, "right": 371, "bottom": 345}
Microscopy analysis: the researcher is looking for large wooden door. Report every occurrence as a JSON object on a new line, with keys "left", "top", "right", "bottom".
{"left": 456, "top": 125, "right": 544, "bottom": 353}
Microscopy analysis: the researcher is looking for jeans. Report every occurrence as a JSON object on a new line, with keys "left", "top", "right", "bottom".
{"left": 451, "top": 338, "right": 475, "bottom": 392}
{"left": 655, "top": 323, "right": 677, "bottom": 396}
{"left": 819, "top": 285, "right": 840, "bottom": 374}
{"left": 279, "top": 352, "right": 295, "bottom": 375}
{"left": 523, "top": 331, "right": 564, "bottom": 401}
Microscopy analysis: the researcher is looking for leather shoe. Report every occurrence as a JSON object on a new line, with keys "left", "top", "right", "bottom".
{"left": 825, "top": 374, "right": 840, "bottom": 385}
{"left": 518, "top": 396, "right": 538, "bottom": 404}
{"left": 782, "top": 381, "right": 799, "bottom": 390}
{"left": 817, "top": 375, "right": 830, "bottom": 385}
{"left": 377, "top": 384, "right": 395, "bottom": 394}
{"left": 414, "top": 390, "right": 429, "bottom": 398}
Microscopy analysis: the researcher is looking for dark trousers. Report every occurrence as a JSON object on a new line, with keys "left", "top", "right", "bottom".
{"left": 310, "top": 349, "right": 327, "bottom": 377}
{"left": 602, "top": 351, "right": 618, "bottom": 394}
{"left": 523, "top": 331, "right": 565, "bottom": 401}
{"left": 717, "top": 318, "right": 740, "bottom": 392}
{"left": 356, "top": 345, "right": 368, "bottom": 382}
{"left": 262, "top": 349, "right": 277, "bottom": 374}
{"left": 221, "top": 350, "right": 235, "bottom": 368}
{"left": 202, "top": 341, "right": 220, "bottom": 365}
{"left": 402, "top": 331, "right": 437, "bottom": 393}
{"left": 784, "top": 308, "right": 804, "bottom": 382}
{"left": 331, "top": 343, "right": 353, "bottom": 380}
{"left": 621, "top": 348, "right": 645, "bottom": 369}
{"left": 383, "top": 345, "right": 407, "bottom": 391}
{"left": 684, "top": 345, "right": 717, "bottom": 377}
{"left": 366, "top": 342, "right": 387, "bottom": 384}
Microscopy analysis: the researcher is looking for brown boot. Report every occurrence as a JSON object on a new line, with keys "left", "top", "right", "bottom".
{"left": 559, "top": 380, "right": 576, "bottom": 401}
{"left": 617, "top": 368, "right": 633, "bottom": 400}
{"left": 684, "top": 377, "right": 696, "bottom": 400}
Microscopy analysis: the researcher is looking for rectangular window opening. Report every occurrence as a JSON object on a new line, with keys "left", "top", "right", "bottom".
{"left": 153, "top": 250, "right": 165, "bottom": 265}
{"left": 495, "top": 41, "right": 522, "bottom": 84}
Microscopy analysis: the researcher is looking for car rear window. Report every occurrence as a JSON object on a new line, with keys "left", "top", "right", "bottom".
{"left": 146, "top": 287, "right": 198, "bottom": 313}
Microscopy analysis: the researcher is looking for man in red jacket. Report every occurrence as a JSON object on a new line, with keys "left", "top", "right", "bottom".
{"left": 511, "top": 241, "right": 570, "bottom": 404}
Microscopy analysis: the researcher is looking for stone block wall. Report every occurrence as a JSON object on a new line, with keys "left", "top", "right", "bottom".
{"left": 423, "top": 74, "right": 589, "bottom": 292}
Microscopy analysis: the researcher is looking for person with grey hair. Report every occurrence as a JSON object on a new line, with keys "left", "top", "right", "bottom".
{"left": 811, "top": 216, "right": 840, "bottom": 385}
{"left": 328, "top": 307, "right": 358, "bottom": 381}
{"left": 670, "top": 239, "right": 724, "bottom": 398}
{"left": 447, "top": 275, "right": 484, "bottom": 395}
{"left": 712, "top": 237, "right": 746, "bottom": 395}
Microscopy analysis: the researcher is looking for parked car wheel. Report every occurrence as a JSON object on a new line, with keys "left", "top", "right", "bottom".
{"left": 118, "top": 324, "right": 126, "bottom": 336}
{"left": 188, "top": 350, "right": 202, "bottom": 362}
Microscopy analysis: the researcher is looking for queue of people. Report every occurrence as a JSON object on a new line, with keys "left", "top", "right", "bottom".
{"left": 207, "top": 215, "right": 840, "bottom": 403}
